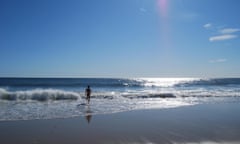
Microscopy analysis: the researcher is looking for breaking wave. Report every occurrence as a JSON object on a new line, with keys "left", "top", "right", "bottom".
{"left": 1, "top": 87, "right": 240, "bottom": 102}
{"left": 0, "top": 88, "right": 80, "bottom": 101}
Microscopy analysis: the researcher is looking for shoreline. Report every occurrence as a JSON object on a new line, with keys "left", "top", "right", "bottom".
{"left": 1, "top": 103, "right": 240, "bottom": 144}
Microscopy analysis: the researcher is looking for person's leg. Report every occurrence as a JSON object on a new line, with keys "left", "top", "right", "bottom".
{"left": 87, "top": 96, "right": 90, "bottom": 104}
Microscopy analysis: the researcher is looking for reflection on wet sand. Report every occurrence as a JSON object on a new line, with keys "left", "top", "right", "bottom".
{"left": 85, "top": 105, "right": 92, "bottom": 124}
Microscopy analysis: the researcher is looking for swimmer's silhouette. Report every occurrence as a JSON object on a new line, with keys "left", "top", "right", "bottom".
{"left": 85, "top": 85, "right": 91, "bottom": 104}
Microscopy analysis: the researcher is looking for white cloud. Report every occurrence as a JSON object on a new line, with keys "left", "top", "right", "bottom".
{"left": 209, "top": 59, "right": 227, "bottom": 63}
{"left": 220, "top": 28, "right": 240, "bottom": 34}
{"left": 209, "top": 34, "right": 238, "bottom": 42}
{"left": 204, "top": 23, "right": 240, "bottom": 42}
{"left": 203, "top": 23, "right": 212, "bottom": 29}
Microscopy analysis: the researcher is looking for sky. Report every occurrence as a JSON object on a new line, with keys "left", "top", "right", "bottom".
{"left": 0, "top": 0, "right": 240, "bottom": 78}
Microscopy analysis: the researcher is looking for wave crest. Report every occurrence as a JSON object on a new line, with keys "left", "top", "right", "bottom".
{"left": 0, "top": 88, "right": 80, "bottom": 101}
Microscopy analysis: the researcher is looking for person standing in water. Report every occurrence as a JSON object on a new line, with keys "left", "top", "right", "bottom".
{"left": 85, "top": 85, "right": 91, "bottom": 104}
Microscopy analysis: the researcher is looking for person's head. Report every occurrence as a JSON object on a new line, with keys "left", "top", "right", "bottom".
{"left": 88, "top": 85, "right": 90, "bottom": 88}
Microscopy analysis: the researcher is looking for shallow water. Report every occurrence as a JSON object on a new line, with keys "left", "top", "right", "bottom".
{"left": 0, "top": 78, "right": 240, "bottom": 121}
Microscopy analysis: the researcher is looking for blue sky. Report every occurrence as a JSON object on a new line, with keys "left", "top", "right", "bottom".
{"left": 0, "top": 0, "right": 240, "bottom": 78}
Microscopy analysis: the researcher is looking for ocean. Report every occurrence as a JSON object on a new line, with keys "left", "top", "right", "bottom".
{"left": 0, "top": 78, "right": 240, "bottom": 121}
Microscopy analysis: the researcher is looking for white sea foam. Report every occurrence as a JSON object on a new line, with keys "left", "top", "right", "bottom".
{"left": 0, "top": 88, "right": 80, "bottom": 101}
{"left": 0, "top": 88, "right": 195, "bottom": 121}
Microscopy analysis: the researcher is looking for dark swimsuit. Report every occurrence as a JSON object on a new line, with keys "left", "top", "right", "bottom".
{"left": 86, "top": 88, "right": 91, "bottom": 99}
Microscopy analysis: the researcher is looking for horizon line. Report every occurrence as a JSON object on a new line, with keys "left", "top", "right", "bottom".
{"left": 0, "top": 76, "right": 239, "bottom": 79}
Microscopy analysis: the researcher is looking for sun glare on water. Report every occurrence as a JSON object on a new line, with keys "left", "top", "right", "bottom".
{"left": 137, "top": 78, "right": 199, "bottom": 87}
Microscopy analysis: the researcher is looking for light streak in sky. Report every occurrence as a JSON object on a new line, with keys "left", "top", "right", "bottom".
{"left": 158, "top": 0, "right": 168, "bottom": 18}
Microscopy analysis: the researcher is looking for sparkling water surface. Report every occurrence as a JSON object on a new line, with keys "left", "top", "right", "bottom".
{"left": 0, "top": 78, "right": 240, "bottom": 121}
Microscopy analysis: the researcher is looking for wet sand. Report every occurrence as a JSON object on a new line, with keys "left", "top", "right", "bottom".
{"left": 0, "top": 103, "right": 240, "bottom": 144}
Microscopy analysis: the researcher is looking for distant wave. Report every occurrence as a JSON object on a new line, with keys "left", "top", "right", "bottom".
{"left": 137, "top": 78, "right": 240, "bottom": 87}
{"left": 0, "top": 78, "right": 142, "bottom": 88}
{"left": 176, "top": 78, "right": 240, "bottom": 87}
{"left": 1, "top": 78, "right": 240, "bottom": 88}
{"left": 128, "top": 78, "right": 240, "bottom": 87}
{"left": 0, "top": 88, "right": 80, "bottom": 101}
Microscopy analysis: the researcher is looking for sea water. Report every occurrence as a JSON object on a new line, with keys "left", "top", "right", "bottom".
{"left": 0, "top": 78, "right": 240, "bottom": 121}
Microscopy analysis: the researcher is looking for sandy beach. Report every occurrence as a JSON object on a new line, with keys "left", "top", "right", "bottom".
{"left": 1, "top": 102, "right": 240, "bottom": 144}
